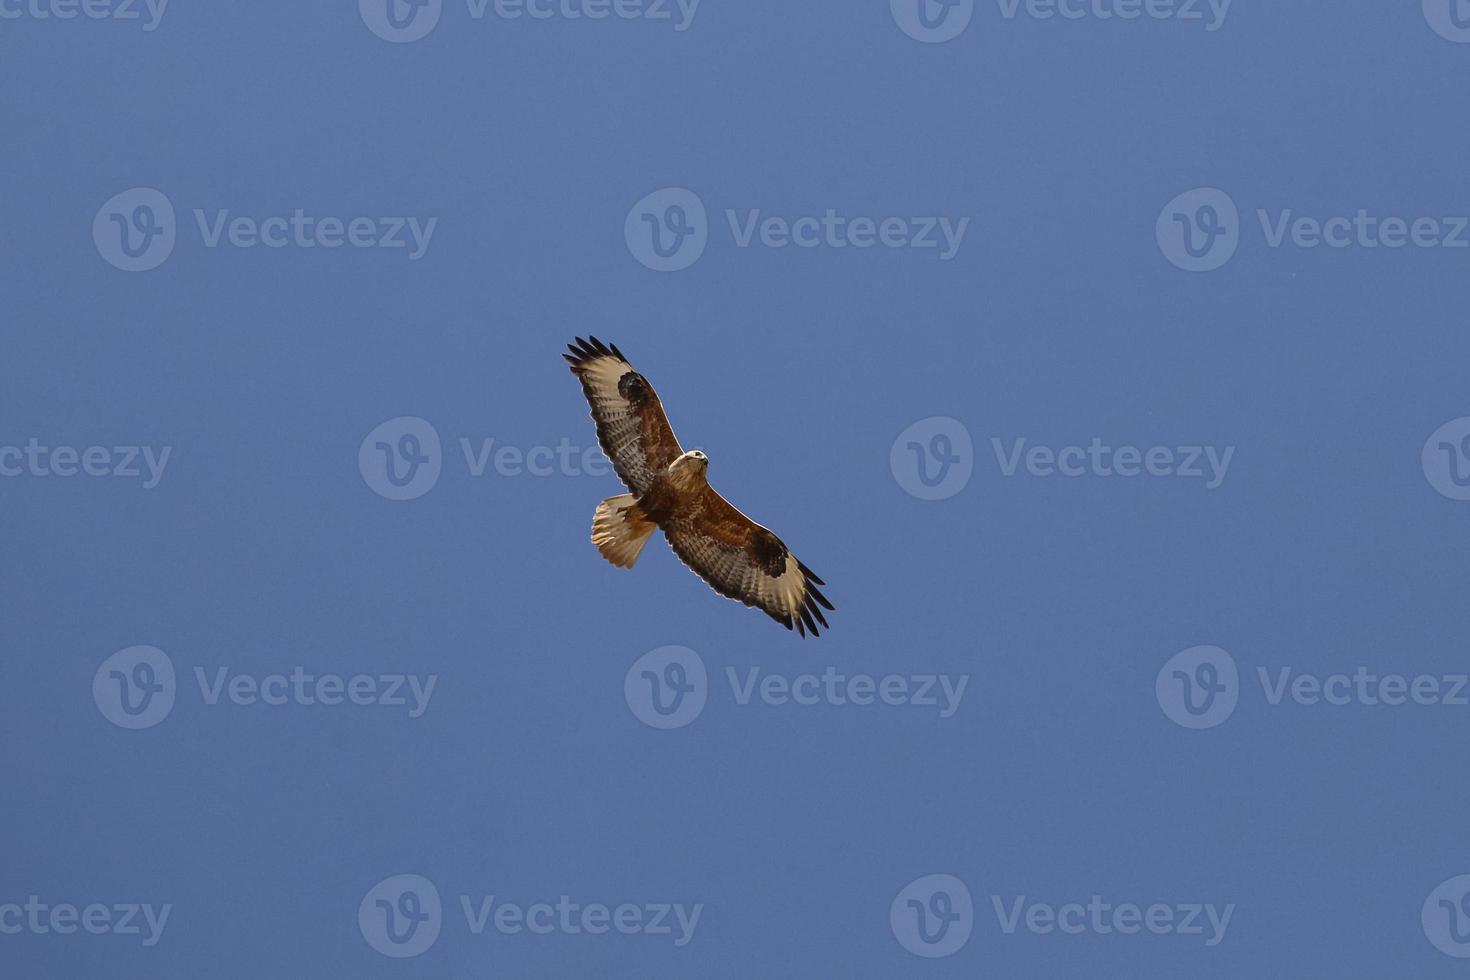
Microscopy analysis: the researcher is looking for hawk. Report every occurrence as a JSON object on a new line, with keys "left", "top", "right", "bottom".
{"left": 565, "top": 336, "right": 834, "bottom": 637}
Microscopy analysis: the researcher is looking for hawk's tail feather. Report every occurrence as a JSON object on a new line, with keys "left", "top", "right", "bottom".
{"left": 591, "top": 493, "right": 656, "bottom": 569}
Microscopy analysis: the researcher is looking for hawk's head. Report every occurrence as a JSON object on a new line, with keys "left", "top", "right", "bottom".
{"left": 668, "top": 450, "right": 709, "bottom": 489}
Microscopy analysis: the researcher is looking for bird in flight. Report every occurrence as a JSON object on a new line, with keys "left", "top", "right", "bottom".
{"left": 565, "top": 337, "right": 834, "bottom": 637}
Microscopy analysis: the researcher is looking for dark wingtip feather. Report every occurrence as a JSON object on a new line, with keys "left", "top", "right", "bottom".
{"left": 806, "top": 581, "right": 834, "bottom": 611}
{"left": 798, "top": 605, "right": 819, "bottom": 637}
{"left": 566, "top": 337, "right": 627, "bottom": 368}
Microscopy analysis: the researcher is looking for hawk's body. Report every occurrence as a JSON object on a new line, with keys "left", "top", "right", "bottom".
{"left": 565, "top": 337, "right": 833, "bottom": 637}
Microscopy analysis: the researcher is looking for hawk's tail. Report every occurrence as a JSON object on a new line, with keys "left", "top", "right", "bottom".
{"left": 591, "top": 494, "right": 657, "bottom": 569}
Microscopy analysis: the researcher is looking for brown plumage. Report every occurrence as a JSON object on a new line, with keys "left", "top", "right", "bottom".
{"left": 564, "top": 336, "right": 833, "bottom": 637}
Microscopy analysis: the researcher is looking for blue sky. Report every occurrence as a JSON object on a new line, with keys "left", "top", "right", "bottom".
{"left": 5, "top": 2, "right": 1470, "bottom": 977}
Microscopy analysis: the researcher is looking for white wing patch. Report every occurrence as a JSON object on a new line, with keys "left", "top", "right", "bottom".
{"left": 565, "top": 337, "right": 681, "bottom": 496}
{"left": 758, "top": 554, "right": 807, "bottom": 618}
{"left": 663, "top": 515, "right": 833, "bottom": 637}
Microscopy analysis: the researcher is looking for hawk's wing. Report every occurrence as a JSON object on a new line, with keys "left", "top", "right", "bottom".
{"left": 564, "top": 337, "right": 683, "bottom": 496}
{"left": 663, "top": 485, "right": 834, "bottom": 637}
